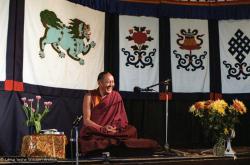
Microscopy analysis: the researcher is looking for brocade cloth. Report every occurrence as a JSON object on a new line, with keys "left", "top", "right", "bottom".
{"left": 21, "top": 134, "right": 67, "bottom": 159}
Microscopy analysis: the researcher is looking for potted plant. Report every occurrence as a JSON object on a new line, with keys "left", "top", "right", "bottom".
{"left": 21, "top": 96, "right": 52, "bottom": 134}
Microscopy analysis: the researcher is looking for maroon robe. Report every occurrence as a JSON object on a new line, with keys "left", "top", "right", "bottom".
{"left": 79, "top": 89, "right": 159, "bottom": 154}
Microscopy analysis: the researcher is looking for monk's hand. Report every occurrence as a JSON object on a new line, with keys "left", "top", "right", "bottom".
{"left": 104, "top": 125, "right": 117, "bottom": 133}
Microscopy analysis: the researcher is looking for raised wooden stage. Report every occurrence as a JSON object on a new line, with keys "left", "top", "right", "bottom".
{"left": 1, "top": 147, "right": 250, "bottom": 164}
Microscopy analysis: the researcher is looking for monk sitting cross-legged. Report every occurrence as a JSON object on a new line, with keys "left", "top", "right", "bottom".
{"left": 79, "top": 71, "right": 160, "bottom": 155}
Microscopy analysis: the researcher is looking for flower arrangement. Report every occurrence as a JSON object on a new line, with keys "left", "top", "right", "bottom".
{"left": 21, "top": 96, "right": 52, "bottom": 134}
{"left": 189, "top": 99, "right": 247, "bottom": 142}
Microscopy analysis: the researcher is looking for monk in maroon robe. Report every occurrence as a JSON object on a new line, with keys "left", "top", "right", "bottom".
{"left": 79, "top": 72, "right": 160, "bottom": 154}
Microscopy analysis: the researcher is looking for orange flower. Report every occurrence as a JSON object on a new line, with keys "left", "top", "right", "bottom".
{"left": 203, "top": 100, "right": 213, "bottom": 109}
{"left": 232, "top": 99, "right": 247, "bottom": 114}
{"left": 194, "top": 101, "right": 205, "bottom": 110}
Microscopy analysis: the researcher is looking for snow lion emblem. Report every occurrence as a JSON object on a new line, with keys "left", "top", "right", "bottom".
{"left": 39, "top": 10, "right": 96, "bottom": 65}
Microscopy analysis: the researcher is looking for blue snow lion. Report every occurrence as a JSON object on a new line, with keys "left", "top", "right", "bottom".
{"left": 39, "top": 10, "right": 96, "bottom": 65}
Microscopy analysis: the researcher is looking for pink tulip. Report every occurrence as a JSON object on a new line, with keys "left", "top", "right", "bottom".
{"left": 21, "top": 97, "right": 27, "bottom": 103}
{"left": 45, "top": 101, "right": 53, "bottom": 109}
{"left": 28, "top": 99, "right": 34, "bottom": 102}
{"left": 44, "top": 102, "right": 49, "bottom": 108}
{"left": 28, "top": 99, "right": 34, "bottom": 109}
{"left": 21, "top": 98, "right": 27, "bottom": 105}
{"left": 36, "top": 95, "right": 41, "bottom": 100}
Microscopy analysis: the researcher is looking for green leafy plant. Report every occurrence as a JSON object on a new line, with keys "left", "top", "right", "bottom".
{"left": 21, "top": 96, "right": 52, "bottom": 134}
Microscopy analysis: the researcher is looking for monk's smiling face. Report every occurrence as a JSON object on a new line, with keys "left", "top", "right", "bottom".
{"left": 98, "top": 73, "right": 115, "bottom": 96}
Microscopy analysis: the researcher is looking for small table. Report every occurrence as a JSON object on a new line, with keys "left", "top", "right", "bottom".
{"left": 21, "top": 134, "right": 67, "bottom": 159}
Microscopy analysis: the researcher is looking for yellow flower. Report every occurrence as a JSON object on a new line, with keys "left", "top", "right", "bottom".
{"left": 189, "top": 105, "right": 196, "bottom": 113}
{"left": 209, "top": 99, "right": 228, "bottom": 116}
{"left": 224, "top": 128, "right": 229, "bottom": 135}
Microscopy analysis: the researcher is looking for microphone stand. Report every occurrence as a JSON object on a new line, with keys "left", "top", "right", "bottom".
{"left": 70, "top": 116, "right": 82, "bottom": 165}
{"left": 146, "top": 79, "right": 171, "bottom": 151}
{"left": 75, "top": 126, "right": 79, "bottom": 165}
{"left": 136, "top": 80, "right": 171, "bottom": 151}
{"left": 164, "top": 83, "right": 169, "bottom": 151}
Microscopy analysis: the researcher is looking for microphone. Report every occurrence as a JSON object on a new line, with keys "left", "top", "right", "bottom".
{"left": 163, "top": 79, "right": 171, "bottom": 84}
{"left": 72, "top": 115, "right": 83, "bottom": 127}
{"left": 134, "top": 86, "right": 153, "bottom": 93}
{"left": 134, "top": 86, "right": 141, "bottom": 93}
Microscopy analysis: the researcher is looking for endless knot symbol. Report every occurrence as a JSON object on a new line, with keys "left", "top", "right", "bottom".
{"left": 228, "top": 29, "right": 250, "bottom": 63}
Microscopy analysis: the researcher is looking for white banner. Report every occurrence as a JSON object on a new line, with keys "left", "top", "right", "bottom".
{"left": 0, "top": 0, "right": 9, "bottom": 81}
{"left": 219, "top": 20, "right": 250, "bottom": 93}
{"left": 119, "top": 15, "right": 159, "bottom": 92}
{"left": 23, "top": 0, "right": 105, "bottom": 90}
{"left": 170, "top": 18, "right": 210, "bottom": 93}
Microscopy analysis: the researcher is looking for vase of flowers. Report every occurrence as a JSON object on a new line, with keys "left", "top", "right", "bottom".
{"left": 189, "top": 99, "right": 247, "bottom": 156}
{"left": 21, "top": 96, "right": 52, "bottom": 134}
